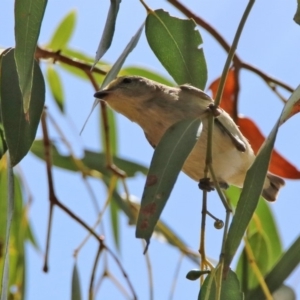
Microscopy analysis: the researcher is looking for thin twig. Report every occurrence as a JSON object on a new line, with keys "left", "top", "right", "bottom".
{"left": 168, "top": 254, "right": 184, "bottom": 300}
{"left": 89, "top": 245, "right": 104, "bottom": 300}
{"left": 35, "top": 46, "right": 107, "bottom": 76}
{"left": 143, "top": 240, "right": 154, "bottom": 300}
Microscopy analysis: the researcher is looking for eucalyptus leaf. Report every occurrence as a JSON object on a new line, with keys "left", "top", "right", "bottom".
{"left": 224, "top": 84, "right": 300, "bottom": 270}
{"left": 92, "top": 0, "right": 121, "bottom": 68}
{"left": 14, "top": 0, "right": 47, "bottom": 112}
{"left": 136, "top": 117, "right": 202, "bottom": 246}
{"left": 71, "top": 263, "right": 82, "bottom": 300}
{"left": 48, "top": 10, "right": 76, "bottom": 50}
{"left": 0, "top": 49, "right": 45, "bottom": 166}
{"left": 199, "top": 268, "right": 243, "bottom": 300}
{"left": 30, "top": 140, "right": 148, "bottom": 177}
{"left": 146, "top": 9, "right": 207, "bottom": 89}
{"left": 246, "top": 236, "right": 300, "bottom": 300}
{"left": 46, "top": 65, "right": 65, "bottom": 112}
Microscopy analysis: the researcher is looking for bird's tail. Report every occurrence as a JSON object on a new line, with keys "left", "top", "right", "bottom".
{"left": 262, "top": 173, "right": 285, "bottom": 202}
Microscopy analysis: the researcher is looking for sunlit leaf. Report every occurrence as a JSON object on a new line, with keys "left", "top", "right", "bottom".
{"left": 101, "top": 22, "right": 144, "bottom": 89}
{"left": 199, "top": 268, "right": 243, "bottom": 300}
{"left": 0, "top": 159, "right": 14, "bottom": 300}
{"left": 224, "top": 84, "right": 300, "bottom": 271}
{"left": 246, "top": 236, "right": 300, "bottom": 300}
{"left": 136, "top": 117, "right": 202, "bottom": 245}
{"left": 14, "top": 0, "right": 47, "bottom": 112}
{"left": 225, "top": 186, "right": 282, "bottom": 265}
{"left": 30, "top": 140, "right": 148, "bottom": 177}
{"left": 46, "top": 65, "right": 65, "bottom": 112}
{"left": 92, "top": 0, "right": 121, "bottom": 67}
{"left": 110, "top": 196, "right": 120, "bottom": 250}
{"left": 0, "top": 49, "right": 45, "bottom": 166}
{"left": 82, "top": 23, "right": 144, "bottom": 133}
{"left": 48, "top": 10, "right": 76, "bottom": 51}
{"left": 236, "top": 232, "right": 270, "bottom": 292}
{"left": 100, "top": 107, "right": 118, "bottom": 155}
{"left": 146, "top": 9, "right": 207, "bottom": 89}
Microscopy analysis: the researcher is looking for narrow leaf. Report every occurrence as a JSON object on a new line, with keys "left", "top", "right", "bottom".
{"left": 81, "top": 22, "right": 144, "bottom": 133}
{"left": 30, "top": 140, "right": 148, "bottom": 177}
{"left": 294, "top": 0, "right": 300, "bottom": 25}
{"left": 71, "top": 263, "right": 82, "bottom": 300}
{"left": 110, "top": 196, "right": 120, "bottom": 250}
{"left": 224, "top": 84, "right": 300, "bottom": 270}
{"left": 236, "top": 232, "right": 270, "bottom": 291}
{"left": 0, "top": 156, "right": 14, "bottom": 300}
{"left": 136, "top": 117, "right": 202, "bottom": 245}
{"left": 0, "top": 49, "right": 45, "bottom": 166}
{"left": 199, "top": 268, "right": 243, "bottom": 300}
{"left": 48, "top": 10, "right": 76, "bottom": 50}
{"left": 92, "top": 0, "right": 121, "bottom": 68}
{"left": 146, "top": 9, "right": 207, "bottom": 89}
{"left": 246, "top": 236, "right": 300, "bottom": 300}
{"left": 46, "top": 65, "right": 65, "bottom": 112}
{"left": 14, "top": 0, "right": 47, "bottom": 112}
{"left": 101, "top": 22, "right": 144, "bottom": 89}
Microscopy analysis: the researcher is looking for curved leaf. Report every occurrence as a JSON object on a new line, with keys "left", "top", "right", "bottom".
{"left": 14, "top": 0, "right": 47, "bottom": 112}
{"left": 30, "top": 140, "right": 148, "bottom": 177}
{"left": 136, "top": 117, "right": 202, "bottom": 245}
{"left": 146, "top": 9, "right": 207, "bottom": 89}
{"left": 224, "top": 84, "right": 300, "bottom": 271}
{"left": 92, "top": 0, "right": 121, "bottom": 67}
{"left": 48, "top": 10, "right": 77, "bottom": 50}
{"left": 199, "top": 268, "right": 243, "bottom": 300}
{"left": 0, "top": 49, "right": 45, "bottom": 166}
{"left": 46, "top": 65, "right": 65, "bottom": 112}
{"left": 246, "top": 236, "right": 300, "bottom": 300}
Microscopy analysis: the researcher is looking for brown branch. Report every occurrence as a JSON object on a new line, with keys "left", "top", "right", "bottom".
{"left": 167, "top": 0, "right": 294, "bottom": 95}
{"left": 35, "top": 46, "right": 107, "bottom": 76}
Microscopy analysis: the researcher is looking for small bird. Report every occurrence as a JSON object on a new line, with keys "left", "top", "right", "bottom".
{"left": 94, "top": 75, "right": 285, "bottom": 201}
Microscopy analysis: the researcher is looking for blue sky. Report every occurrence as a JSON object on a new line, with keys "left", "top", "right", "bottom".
{"left": 1, "top": 0, "right": 300, "bottom": 299}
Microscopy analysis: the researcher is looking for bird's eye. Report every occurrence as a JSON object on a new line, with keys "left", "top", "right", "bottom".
{"left": 122, "top": 78, "right": 132, "bottom": 84}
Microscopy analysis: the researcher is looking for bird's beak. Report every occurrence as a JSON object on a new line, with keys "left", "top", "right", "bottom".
{"left": 94, "top": 90, "right": 109, "bottom": 99}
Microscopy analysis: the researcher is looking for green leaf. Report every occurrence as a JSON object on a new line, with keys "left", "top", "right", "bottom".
{"left": 71, "top": 263, "right": 82, "bottom": 300}
{"left": 81, "top": 23, "right": 144, "bottom": 133}
{"left": 136, "top": 117, "right": 202, "bottom": 245}
{"left": 122, "top": 66, "right": 174, "bottom": 86}
{"left": 0, "top": 158, "right": 14, "bottom": 300}
{"left": 92, "top": 0, "right": 121, "bottom": 67}
{"left": 146, "top": 9, "right": 207, "bottom": 89}
{"left": 110, "top": 195, "right": 120, "bottom": 250}
{"left": 0, "top": 122, "right": 7, "bottom": 160}
{"left": 48, "top": 10, "right": 77, "bottom": 51}
{"left": 224, "top": 84, "right": 300, "bottom": 270}
{"left": 246, "top": 235, "right": 300, "bottom": 300}
{"left": 30, "top": 140, "right": 148, "bottom": 177}
{"left": 101, "top": 23, "right": 144, "bottom": 89}
{"left": 225, "top": 186, "right": 282, "bottom": 265}
{"left": 294, "top": 0, "right": 300, "bottom": 25}
{"left": 236, "top": 232, "right": 270, "bottom": 292}
{"left": 14, "top": 0, "right": 47, "bottom": 112}
{"left": 109, "top": 189, "right": 200, "bottom": 265}
{"left": 199, "top": 268, "right": 243, "bottom": 300}
{"left": 0, "top": 49, "right": 45, "bottom": 166}
{"left": 46, "top": 65, "right": 65, "bottom": 112}
{"left": 100, "top": 107, "right": 118, "bottom": 155}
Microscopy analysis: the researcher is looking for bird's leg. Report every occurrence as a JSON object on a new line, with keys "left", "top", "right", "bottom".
{"left": 198, "top": 178, "right": 229, "bottom": 191}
